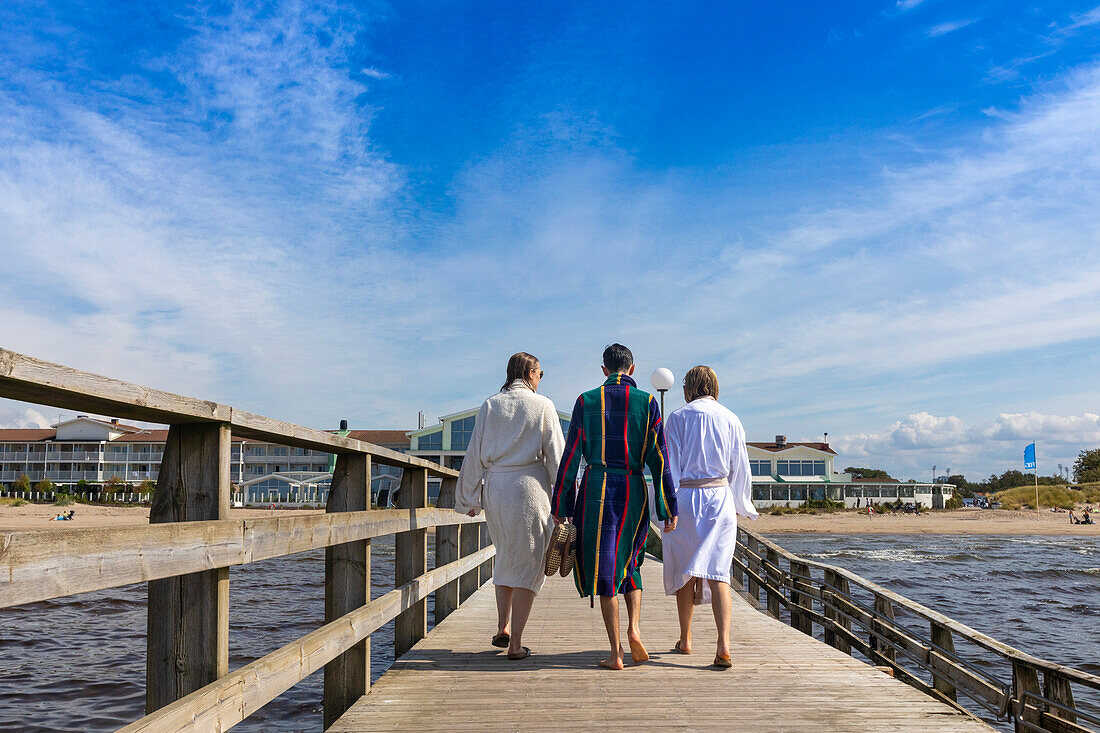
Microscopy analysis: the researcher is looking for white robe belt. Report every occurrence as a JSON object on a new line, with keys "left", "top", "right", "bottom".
{"left": 678, "top": 477, "right": 728, "bottom": 489}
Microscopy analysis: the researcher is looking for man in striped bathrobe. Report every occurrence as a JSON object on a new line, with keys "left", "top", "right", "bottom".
{"left": 552, "top": 343, "right": 678, "bottom": 670}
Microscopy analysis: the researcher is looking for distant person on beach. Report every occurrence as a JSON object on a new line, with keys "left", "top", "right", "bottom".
{"left": 552, "top": 343, "right": 678, "bottom": 670}
{"left": 661, "top": 365, "right": 758, "bottom": 669}
{"left": 455, "top": 352, "right": 564, "bottom": 661}
{"left": 1070, "top": 510, "right": 1078, "bottom": 524}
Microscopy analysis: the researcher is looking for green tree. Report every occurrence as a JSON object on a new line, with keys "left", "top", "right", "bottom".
{"left": 34, "top": 479, "right": 56, "bottom": 493}
{"left": 76, "top": 478, "right": 91, "bottom": 492}
{"left": 138, "top": 479, "right": 156, "bottom": 494}
{"left": 946, "top": 474, "right": 974, "bottom": 497}
{"left": 1073, "top": 448, "right": 1100, "bottom": 484}
{"left": 14, "top": 474, "right": 31, "bottom": 492}
{"left": 844, "top": 467, "right": 894, "bottom": 480}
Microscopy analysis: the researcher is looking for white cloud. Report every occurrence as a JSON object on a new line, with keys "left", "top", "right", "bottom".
{"left": 926, "top": 18, "right": 977, "bottom": 37}
{"left": 896, "top": 0, "right": 926, "bottom": 10}
{"left": 0, "top": 404, "right": 51, "bottom": 429}
{"left": 361, "top": 67, "right": 391, "bottom": 80}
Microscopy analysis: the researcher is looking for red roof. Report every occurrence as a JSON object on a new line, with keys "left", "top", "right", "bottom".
{"left": 747, "top": 441, "right": 836, "bottom": 455}
{"left": 0, "top": 429, "right": 57, "bottom": 441}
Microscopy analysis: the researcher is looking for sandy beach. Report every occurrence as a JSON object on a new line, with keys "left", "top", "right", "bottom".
{"left": 1, "top": 501, "right": 1095, "bottom": 535}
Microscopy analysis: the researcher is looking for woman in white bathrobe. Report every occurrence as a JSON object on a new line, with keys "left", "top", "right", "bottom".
{"left": 455, "top": 352, "right": 565, "bottom": 660}
{"left": 662, "top": 365, "right": 758, "bottom": 667}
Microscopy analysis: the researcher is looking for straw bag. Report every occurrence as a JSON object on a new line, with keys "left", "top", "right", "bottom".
{"left": 544, "top": 521, "right": 577, "bottom": 577}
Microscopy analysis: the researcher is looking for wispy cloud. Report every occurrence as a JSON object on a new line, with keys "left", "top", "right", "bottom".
{"left": 896, "top": 0, "right": 926, "bottom": 10}
{"left": 926, "top": 18, "right": 977, "bottom": 37}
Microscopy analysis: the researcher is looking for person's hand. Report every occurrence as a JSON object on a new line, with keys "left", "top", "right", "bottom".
{"left": 553, "top": 515, "right": 566, "bottom": 525}
{"left": 663, "top": 516, "right": 678, "bottom": 533}
{"left": 467, "top": 509, "right": 478, "bottom": 517}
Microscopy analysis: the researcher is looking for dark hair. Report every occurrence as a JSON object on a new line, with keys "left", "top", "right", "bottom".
{"left": 602, "top": 343, "right": 633, "bottom": 373}
{"left": 502, "top": 352, "right": 540, "bottom": 391}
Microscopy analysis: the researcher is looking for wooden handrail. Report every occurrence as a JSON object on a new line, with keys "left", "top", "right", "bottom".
{"left": 0, "top": 348, "right": 456, "bottom": 476}
{"left": 740, "top": 527, "right": 1100, "bottom": 690}
{"left": 0, "top": 508, "right": 485, "bottom": 609}
{"left": 117, "top": 545, "right": 496, "bottom": 733}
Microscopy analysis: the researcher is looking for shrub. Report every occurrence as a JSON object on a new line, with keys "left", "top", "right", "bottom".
{"left": 138, "top": 479, "right": 156, "bottom": 493}
{"left": 54, "top": 493, "right": 75, "bottom": 506}
{"left": 11, "top": 497, "right": 26, "bottom": 507}
{"left": 34, "top": 479, "right": 56, "bottom": 494}
{"left": 944, "top": 493, "right": 963, "bottom": 510}
{"left": 14, "top": 474, "right": 31, "bottom": 492}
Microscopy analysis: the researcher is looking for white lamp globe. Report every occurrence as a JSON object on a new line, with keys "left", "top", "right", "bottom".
{"left": 651, "top": 367, "right": 675, "bottom": 392}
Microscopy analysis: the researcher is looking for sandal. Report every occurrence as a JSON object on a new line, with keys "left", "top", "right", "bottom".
{"left": 673, "top": 640, "right": 691, "bottom": 655}
{"left": 491, "top": 632, "right": 510, "bottom": 648}
{"left": 507, "top": 646, "right": 531, "bottom": 660}
{"left": 713, "top": 653, "right": 732, "bottom": 668}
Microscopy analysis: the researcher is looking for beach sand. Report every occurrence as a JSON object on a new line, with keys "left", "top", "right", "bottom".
{"left": 2, "top": 502, "right": 1095, "bottom": 535}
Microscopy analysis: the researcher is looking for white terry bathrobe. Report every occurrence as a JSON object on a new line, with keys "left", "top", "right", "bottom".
{"left": 661, "top": 396, "right": 758, "bottom": 601}
{"left": 455, "top": 380, "right": 565, "bottom": 594}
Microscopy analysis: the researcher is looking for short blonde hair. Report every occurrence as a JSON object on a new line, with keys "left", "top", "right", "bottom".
{"left": 683, "top": 365, "right": 719, "bottom": 402}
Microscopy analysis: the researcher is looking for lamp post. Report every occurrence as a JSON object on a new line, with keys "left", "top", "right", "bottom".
{"left": 651, "top": 368, "right": 675, "bottom": 417}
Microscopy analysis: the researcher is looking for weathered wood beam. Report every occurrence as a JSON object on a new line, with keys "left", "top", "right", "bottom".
{"left": 931, "top": 621, "right": 958, "bottom": 702}
{"left": 0, "top": 347, "right": 455, "bottom": 476}
{"left": 146, "top": 423, "right": 231, "bottom": 714}
{"left": 117, "top": 546, "right": 495, "bottom": 733}
{"left": 324, "top": 454, "right": 371, "bottom": 730}
{"left": 395, "top": 467, "right": 428, "bottom": 657}
{"left": 434, "top": 476, "right": 460, "bottom": 625}
{"left": 0, "top": 508, "right": 483, "bottom": 609}
{"left": 458, "top": 515, "right": 481, "bottom": 603}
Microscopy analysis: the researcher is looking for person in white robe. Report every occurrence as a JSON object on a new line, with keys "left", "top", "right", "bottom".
{"left": 661, "top": 365, "right": 757, "bottom": 667}
{"left": 455, "top": 352, "right": 565, "bottom": 660}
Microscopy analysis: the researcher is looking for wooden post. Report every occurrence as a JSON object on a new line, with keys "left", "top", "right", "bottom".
{"left": 459, "top": 516, "right": 481, "bottom": 603}
{"left": 323, "top": 454, "right": 371, "bottom": 730}
{"left": 931, "top": 621, "right": 957, "bottom": 701}
{"left": 434, "top": 476, "right": 460, "bottom": 625}
{"left": 732, "top": 529, "right": 745, "bottom": 589}
{"left": 823, "top": 570, "right": 851, "bottom": 655}
{"left": 395, "top": 467, "right": 428, "bottom": 658}
{"left": 789, "top": 560, "right": 813, "bottom": 635}
{"left": 765, "top": 547, "right": 781, "bottom": 619}
{"left": 146, "top": 423, "right": 230, "bottom": 714}
{"left": 478, "top": 522, "right": 493, "bottom": 585}
{"left": 746, "top": 536, "right": 761, "bottom": 602}
{"left": 1043, "top": 671, "right": 1076, "bottom": 727}
{"left": 1013, "top": 661, "right": 1041, "bottom": 733}
{"left": 871, "top": 594, "right": 896, "bottom": 666}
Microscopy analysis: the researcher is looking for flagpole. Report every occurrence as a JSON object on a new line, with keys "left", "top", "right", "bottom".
{"left": 1035, "top": 467, "right": 1040, "bottom": 521}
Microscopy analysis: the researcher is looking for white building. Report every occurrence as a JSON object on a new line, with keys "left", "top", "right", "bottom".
{"left": 0, "top": 417, "right": 410, "bottom": 505}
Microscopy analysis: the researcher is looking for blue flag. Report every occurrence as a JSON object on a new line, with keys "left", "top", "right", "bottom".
{"left": 1024, "top": 443, "right": 1036, "bottom": 471}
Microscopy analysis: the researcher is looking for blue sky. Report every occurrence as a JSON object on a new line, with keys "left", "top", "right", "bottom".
{"left": 2, "top": 0, "right": 1100, "bottom": 480}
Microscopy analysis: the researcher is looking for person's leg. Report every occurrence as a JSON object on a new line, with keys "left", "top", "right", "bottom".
{"left": 495, "top": 585, "right": 513, "bottom": 636}
{"left": 507, "top": 589, "right": 536, "bottom": 655}
{"left": 624, "top": 588, "right": 643, "bottom": 646}
{"left": 708, "top": 579, "right": 732, "bottom": 659}
{"left": 675, "top": 579, "right": 695, "bottom": 652}
{"left": 599, "top": 595, "right": 624, "bottom": 669}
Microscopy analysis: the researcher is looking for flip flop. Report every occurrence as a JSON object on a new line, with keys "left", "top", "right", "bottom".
{"left": 713, "top": 653, "right": 732, "bottom": 668}
{"left": 673, "top": 640, "right": 691, "bottom": 655}
{"left": 628, "top": 638, "right": 649, "bottom": 663}
{"left": 491, "top": 632, "right": 510, "bottom": 648}
{"left": 507, "top": 646, "right": 532, "bottom": 660}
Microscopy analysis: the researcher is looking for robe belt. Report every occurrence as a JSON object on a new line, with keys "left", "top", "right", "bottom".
{"left": 678, "top": 476, "right": 728, "bottom": 489}
{"left": 586, "top": 465, "right": 642, "bottom": 477}
{"left": 482, "top": 461, "right": 542, "bottom": 482}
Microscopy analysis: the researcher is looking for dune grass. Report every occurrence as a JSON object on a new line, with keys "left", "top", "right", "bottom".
{"left": 0, "top": 496, "right": 27, "bottom": 507}
{"left": 994, "top": 482, "right": 1100, "bottom": 510}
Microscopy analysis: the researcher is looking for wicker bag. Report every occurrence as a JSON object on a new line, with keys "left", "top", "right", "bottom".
{"left": 544, "top": 521, "right": 577, "bottom": 577}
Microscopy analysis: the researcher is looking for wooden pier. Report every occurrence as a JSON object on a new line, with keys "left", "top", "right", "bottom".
{"left": 329, "top": 559, "right": 989, "bottom": 732}
{"left": 1, "top": 347, "right": 1098, "bottom": 733}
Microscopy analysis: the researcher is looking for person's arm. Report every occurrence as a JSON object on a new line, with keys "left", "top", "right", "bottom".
{"left": 644, "top": 395, "right": 677, "bottom": 528}
{"left": 727, "top": 415, "right": 759, "bottom": 520}
{"left": 551, "top": 396, "right": 585, "bottom": 521}
{"left": 541, "top": 400, "right": 566, "bottom": 497}
{"left": 454, "top": 403, "right": 488, "bottom": 516}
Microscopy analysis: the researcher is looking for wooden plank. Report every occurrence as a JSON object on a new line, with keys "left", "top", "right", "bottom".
{"left": 0, "top": 508, "right": 484, "bottom": 608}
{"left": 789, "top": 560, "right": 814, "bottom": 636}
{"left": 765, "top": 547, "right": 782, "bottom": 619}
{"left": 146, "top": 423, "right": 231, "bottom": 714}
{"left": 330, "top": 559, "right": 991, "bottom": 733}
{"left": 118, "top": 546, "right": 495, "bottom": 733}
{"left": 932, "top": 622, "right": 958, "bottom": 702}
{"left": 823, "top": 570, "right": 851, "bottom": 655}
{"left": 395, "top": 467, "right": 428, "bottom": 657}
{"left": 1014, "top": 661, "right": 1042, "bottom": 733}
{"left": 434, "top": 477, "right": 460, "bottom": 625}
{"left": 324, "top": 454, "right": 371, "bottom": 730}
{"left": 458, "top": 518, "right": 481, "bottom": 603}
{"left": 478, "top": 522, "right": 493, "bottom": 585}
{"left": 1044, "top": 671, "right": 1077, "bottom": 727}
{"left": 0, "top": 347, "right": 456, "bottom": 477}
{"left": 872, "top": 594, "right": 897, "bottom": 666}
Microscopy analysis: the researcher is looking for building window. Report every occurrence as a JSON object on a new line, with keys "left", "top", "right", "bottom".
{"left": 750, "top": 460, "right": 772, "bottom": 476}
{"left": 771, "top": 487, "right": 790, "bottom": 501}
{"left": 249, "top": 465, "right": 264, "bottom": 475}
{"left": 270, "top": 446, "right": 289, "bottom": 456}
{"left": 247, "top": 446, "right": 266, "bottom": 456}
{"left": 418, "top": 430, "right": 442, "bottom": 451}
{"left": 449, "top": 416, "right": 476, "bottom": 452}
{"left": 752, "top": 488, "right": 769, "bottom": 502}
{"left": 776, "top": 460, "right": 826, "bottom": 476}
{"left": 560, "top": 418, "right": 571, "bottom": 436}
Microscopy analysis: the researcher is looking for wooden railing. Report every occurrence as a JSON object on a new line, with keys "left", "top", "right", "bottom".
{"left": 0, "top": 348, "right": 495, "bottom": 731}
{"left": 730, "top": 526, "right": 1100, "bottom": 733}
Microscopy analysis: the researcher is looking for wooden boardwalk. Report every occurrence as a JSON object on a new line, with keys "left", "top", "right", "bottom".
{"left": 331, "top": 560, "right": 991, "bottom": 732}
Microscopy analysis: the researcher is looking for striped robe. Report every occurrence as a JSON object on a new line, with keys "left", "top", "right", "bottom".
{"left": 551, "top": 373, "right": 677, "bottom": 598}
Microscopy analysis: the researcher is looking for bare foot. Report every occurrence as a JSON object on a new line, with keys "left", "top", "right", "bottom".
{"left": 599, "top": 645, "right": 625, "bottom": 670}
{"left": 628, "top": 635, "right": 649, "bottom": 663}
